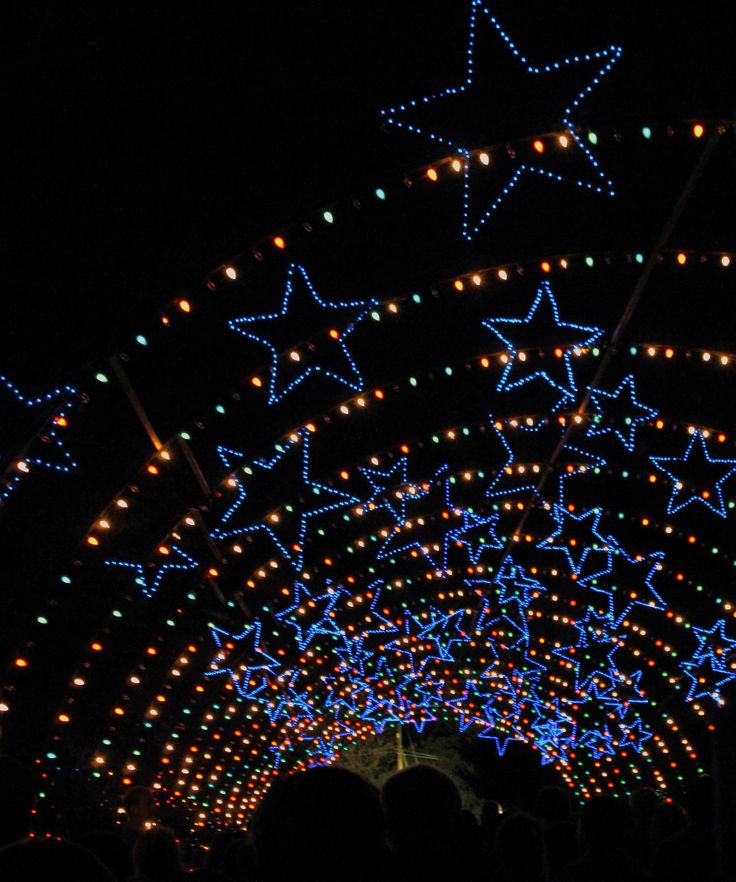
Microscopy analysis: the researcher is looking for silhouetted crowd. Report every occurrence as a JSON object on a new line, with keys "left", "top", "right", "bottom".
{"left": 0, "top": 754, "right": 731, "bottom": 881}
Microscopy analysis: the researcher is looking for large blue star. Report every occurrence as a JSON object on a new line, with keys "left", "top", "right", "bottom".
{"left": 212, "top": 430, "right": 358, "bottom": 572}
{"left": 482, "top": 282, "right": 603, "bottom": 401}
{"left": 650, "top": 430, "right": 736, "bottom": 518}
{"left": 105, "top": 545, "right": 199, "bottom": 599}
{"left": 228, "top": 263, "right": 376, "bottom": 405}
{"left": 587, "top": 374, "right": 657, "bottom": 452}
{"left": 379, "top": 2, "right": 622, "bottom": 238}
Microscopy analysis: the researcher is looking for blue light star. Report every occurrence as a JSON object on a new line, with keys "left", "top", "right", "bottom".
{"left": 359, "top": 455, "right": 426, "bottom": 525}
{"left": 448, "top": 510, "right": 504, "bottom": 565}
{"left": 478, "top": 731, "right": 524, "bottom": 756}
{"left": 228, "top": 263, "right": 376, "bottom": 405}
{"left": 212, "top": 430, "right": 358, "bottom": 572}
{"left": 376, "top": 465, "right": 464, "bottom": 572}
{"left": 680, "top": 654, "right": 736, "bottom": 704}
{"left": 650, "top": 431, "right": 736, "bottom": 518}
{"left": 690, "top": 619, "right": 736, "bottom": 666}
{"left": 554, "top": 608, "right": 621, "bottom": 691}
{"left": 537, "top": 504, "right": 613, "bottom": 578}
{"left": 482, "top": 282, "right": 603, "bottom": 401}
{"left": 419, "top": 608, "right": 469, "bottom": 663}
{"left": 532, "top": 702, "right": 577, "bottom": 763}
{"left": 269, "top": 684, "right": 315, "bottom": 725}
{"left": 579, "top": 725, "right": 617, "bottom": 757}
{"left": 447, "top": 679, "right": 504, "bottom": 733}
{"left": 275, "top": 581, "right": 345, "bottom": 651}
{"left": 379, "top": 1, "right": 622, "bottom": 238}
{"left": 587, "top": 374, "right": 657, "bottom": 452}
{"left": 395, "top": 676, "right": 442, "bottom": 733}
{"left": 578, "top": 545, "right": 666, "bottom": 624}
{"left": 484, "top": 416, "right": 606, "bottom": 507}
{"left": 105, "top": 545, "right": 199, "bottom": 599}
{"left": 205, "top": 619, "right": 279, "bottom": 702}
{"left": 1, "top": 374, "right": 78, "bottom": 502}
{"left": 618, "top": 717, "right": 653, "bottom": 753}
{"left": 383, "top": 610, "right": 453, "bottom": 677}
{"left": 492, "top": 559, "right": 546, "bottom": 610}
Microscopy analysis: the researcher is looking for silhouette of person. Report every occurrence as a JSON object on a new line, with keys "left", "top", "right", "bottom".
{"left": 251, "top": 766, "right": 386, "bottom": 881}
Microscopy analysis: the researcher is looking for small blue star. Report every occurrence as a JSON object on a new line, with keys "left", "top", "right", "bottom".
{"left": 447, "top": 679, "right": 503, "bottom": 733}
{"left": 448, "top": 510, "right": 503, "bottom": 565}
{"left": 554, "top": 608, "right": 621, "bottom": 690}
{"left": 650, "top": 430, "right": 736, "bottom": 518}
{"left": 587, "top": 374, "right": 657, "bottom": 452}
{"left": 478, "top": 731, "right": 524, "bottom": 756}
{"left": 105, "top": 546, "right": 199, "bottom": 599}
{"left": 228, "top": 263, "right": 376, "bottom": 405}
{"left": 690, "top": 619, "right": 736, "bottom": 666}
{"left": 376, "top": 465, "right": 463, "bottom": 572}
{"left": 579, "top": 725, "right": 616, "bottom": 757}
{"left": 275, "top": 581, "right": 345, "bottom": 651}
{"left": 681, "top": 654, "right": 736, "bottom": 704}
{"left": 537, "top": 504, "right": 612, "bottom": 577}
{"left": 618, "top": 717, "right": 653, "bottom": 753}
{"left": 205, "top": 620, "right": 279, "bottom": 702}
{"left": 1, "top": 374, "right": 78, "bottom": 502}
{"left": 359, "top": 455, "right": 425, "bottom": 524}
{"left": 482, "top": 282, "right": 603, "bottom": 401}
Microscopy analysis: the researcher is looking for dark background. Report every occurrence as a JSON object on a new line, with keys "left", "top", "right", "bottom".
{"left": 4, "top": 0, "right": 736, "bottom": 838}
{"left": 4, "top": 1, "right": 736, "bottom": 384}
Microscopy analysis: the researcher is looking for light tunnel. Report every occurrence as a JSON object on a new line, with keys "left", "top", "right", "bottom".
{"left": 4, "top": 116, "right": 736, "bottom": 837}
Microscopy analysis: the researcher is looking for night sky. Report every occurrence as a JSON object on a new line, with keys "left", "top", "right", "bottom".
{"left": 4, "top": 1, "right": 736, "bottom": 382}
